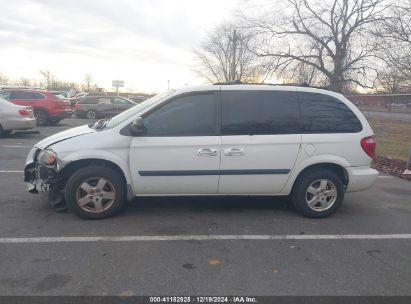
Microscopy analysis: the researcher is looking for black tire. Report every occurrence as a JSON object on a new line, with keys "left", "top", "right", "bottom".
{"left": 34, "top": 109, "right": 49, "bottom": 125}
{"left": 49, "top": 119, "right": 62, "bottom": 125}
{"left": 85, "top": 110, "right": 98, "bottom": 119}
{"left": 48, "top": 184, "right": 67, "bottom": 212}
{"left": 291, "top": 169, "right": 344, "bottom": 218}
{"left": 0, "top": 124, "right": 4, "bottom": 137}
{"left": 65, "top": 166, "right": 126, "bottom": 219}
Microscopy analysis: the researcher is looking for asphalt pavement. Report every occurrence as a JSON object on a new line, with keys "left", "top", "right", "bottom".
{"left": 0, "top": 118, "right": 410, "bottom": 296}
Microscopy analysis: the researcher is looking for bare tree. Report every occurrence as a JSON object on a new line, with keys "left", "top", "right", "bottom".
{"left": 0, "top": 73, "right": 9, "bottom": 85}
{"left": 39, "top": 70, "right": 54, "bottom": 89}
{"left": 376, "top": 0, "right": 411, "bottom": 92}
{"left": 246, "top": 0, "right": 389, "bottom": 92}
{"left": 193, "top": 22, "right": 269, "bottom": 83}
{"left": 83, "top": 73, "right": 94, "bottom": 92}
{"left": 19, "top": 78, "right": 31, "bottom": 87}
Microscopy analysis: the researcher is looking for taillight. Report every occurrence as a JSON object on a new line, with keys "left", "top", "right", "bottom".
{"left": 74, "top": 103, "right": 81, "bottom": 109}
{"left": 361, "top": 135, "right": 376, "bottom": 158}
{"left": 18, "top": 109, "right": 29, "bottom": 117}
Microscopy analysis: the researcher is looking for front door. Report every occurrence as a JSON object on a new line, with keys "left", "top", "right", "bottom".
{"left": 218, "top": 89, "right": 302, "bottom": 194}
{"left": 129, "top": 90, "right": 221, "bottom": 194}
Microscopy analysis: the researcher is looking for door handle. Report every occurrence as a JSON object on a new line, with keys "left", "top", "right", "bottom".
{"left": 224, "top": 148, "right": 245, "bottom": 156}
{"left": 197, "top": 148, "right": 218, "bottom": 156}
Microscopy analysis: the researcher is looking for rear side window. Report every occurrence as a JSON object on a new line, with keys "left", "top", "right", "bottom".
{"left": 299, "top": 93, "right": 362, "bottom": 133}
{"left": 221, "top": 90, "right": 300, "bottom": 135}
{"left": 31, "top": 93, "right": 44, "bottom": 99}
{"left": 97, "top": 98, "right": 111, "bottom": 104}
{"left": 112, "top": 97, "right": 131, "bottom": 105}
{"left": 9, "top": 91, "right": 44, "bottom": 100}
{"left": 11, "top": 91, "right": 32, "bottom": 99}
{"left": 143, "top": 92, "right": 218, "bottom": 136}
{"left": 79, "top": 98, "right": 99, "bottom": 104}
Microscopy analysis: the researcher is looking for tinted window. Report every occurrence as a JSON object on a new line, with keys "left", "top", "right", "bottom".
{"left": 221, "top": 90, "right": 300, "bottom": 135}
{"left": 31, "top": 93, "right": 44, "bottom": 99}
{"left": 79, "top": 97, "right": 101, "bottom": 104}
{"left": 11, "top": 91, "right": 34, "bottom": 99}
{"left": 299, "top": 93, "right": 362, "bottom": 133}
{"left": 97, "top": 97, "right": 111, "bottom": 104}
{"left": 113, "top": 97, "right": 132, "bottom": 105}
{"left": 143, "top": 92, "right": 217, "bottom": 136}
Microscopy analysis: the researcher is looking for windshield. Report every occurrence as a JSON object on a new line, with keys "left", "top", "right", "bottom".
{"left": 103, "top": 90, "right": 175, "bottom": 129}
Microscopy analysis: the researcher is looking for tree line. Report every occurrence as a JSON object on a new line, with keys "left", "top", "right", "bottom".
{"left": 194, "top": 0, "right": 411, "bottom": 94}
{"left": 0, "top": 70, "right": 98, "bottom": 93}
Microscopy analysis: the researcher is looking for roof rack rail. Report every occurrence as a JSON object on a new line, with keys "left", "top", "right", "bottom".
{"left": 213, "top": 80, "right": 328, "bottom": 90}
{"left": 213, "top": 80, "right": 243, "bottom": 85}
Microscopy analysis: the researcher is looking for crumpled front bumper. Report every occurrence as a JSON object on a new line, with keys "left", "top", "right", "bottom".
{"left": 24, "top": 162, "right": 59, "bottom": 193}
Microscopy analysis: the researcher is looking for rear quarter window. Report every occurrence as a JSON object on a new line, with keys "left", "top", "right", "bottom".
{"left": 299, "top": 93, "right": 362, "bottom": 133}
{"left": 79, "top": 98, "right": 99, "bottom": 104}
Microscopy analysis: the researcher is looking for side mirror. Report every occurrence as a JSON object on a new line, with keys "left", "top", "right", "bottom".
{"left": 130, "top": 117, "right": 145, "bottom": 135}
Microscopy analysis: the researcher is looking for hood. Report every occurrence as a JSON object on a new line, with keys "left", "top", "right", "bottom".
{"left": 35, "top": 125, "right": 95, "bottom": 149}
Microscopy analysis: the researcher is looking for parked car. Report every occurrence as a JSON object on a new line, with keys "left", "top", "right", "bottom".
{"left": 0, "top": 97, "right": 36, "bottom": 136}
{"left": 24, "top": 85, "right": 378, "bottom": 219}
{"left": 0, "top": 89, "right": 72, "bottom": 125}
{"left": 388, "top": 103, "right": 407, "bottom": 109}
{"left": 74, "top": 96, "right": 136, "bottom": 119}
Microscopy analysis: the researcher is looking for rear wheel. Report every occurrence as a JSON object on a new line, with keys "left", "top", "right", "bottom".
{"left": 65, "top": 166, "right": 126, "bottom": 219}
{"left": 34, "top": 109, "right": 49, "bottom": 125}
{"left": 86, "top": 110, "right": 97, "bottom": 119}
{"left": 292, "top": 169, "right": 344, "bottom": 218}
{"left": 49, "top": 118, "right": 62, "bottom": 125}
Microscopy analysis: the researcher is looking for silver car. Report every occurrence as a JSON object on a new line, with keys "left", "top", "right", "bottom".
{"left": 0, "top": 97, "right": 36, "bottom": 136}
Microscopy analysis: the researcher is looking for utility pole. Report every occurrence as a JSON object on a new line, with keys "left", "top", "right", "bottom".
{"left": 231, "top": 29, "right": 238, "bottom": 81}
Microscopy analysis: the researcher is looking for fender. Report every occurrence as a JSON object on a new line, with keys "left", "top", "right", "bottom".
{"left": 58, "top": 149, "right": 133, "bottom": 187}
{"left": 280, "top": 154, "right": 350, "bottom": 195}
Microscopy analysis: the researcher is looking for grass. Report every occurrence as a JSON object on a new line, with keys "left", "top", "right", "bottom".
{"left": 367, "top": 117, "right": 411, "bottom": 161}
{"left": 358, "top": 105, "right": 411, "bottom": 114}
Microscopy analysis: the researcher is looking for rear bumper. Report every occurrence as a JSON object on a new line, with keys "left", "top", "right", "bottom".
{"left": 3, "top": 118, "right": 36, "bottom": 131}
{"left": 346, "top": 166, "right": 379, "bottom": 192}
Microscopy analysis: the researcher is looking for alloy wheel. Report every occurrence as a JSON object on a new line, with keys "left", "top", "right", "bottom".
{"left": 305, "top": 179, "right": 337, "bottom": 211}
{"left": 86, "top": 110, "right": 97, "bottom": 119}
{"left": 75, "top": 177, "right": 116, "bottom": 213}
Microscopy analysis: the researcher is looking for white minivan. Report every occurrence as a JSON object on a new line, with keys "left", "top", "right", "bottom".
{"left": 24, "top": 85, "right": 378, "bottom": 219}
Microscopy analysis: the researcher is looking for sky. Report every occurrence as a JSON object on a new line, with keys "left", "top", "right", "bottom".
{"left": 0, "top": 0, "right": 242, "bottom": 93}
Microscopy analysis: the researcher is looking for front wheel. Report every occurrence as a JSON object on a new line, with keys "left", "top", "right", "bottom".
{"left": 65, "top": 166, "right": 126, "bottom": 219}
{"left": 292, "top": 169, "right": 344, "bottom": 218}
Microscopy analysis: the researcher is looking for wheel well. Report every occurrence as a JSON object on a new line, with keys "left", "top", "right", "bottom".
{"left": 34, "top": 108, "right": 50, "bottom": 115}
{"left": 59, "top": 159, "right": 127, "bottom": 186}
{"left": 292, "top": 163, "right": 348, "bottom": 191}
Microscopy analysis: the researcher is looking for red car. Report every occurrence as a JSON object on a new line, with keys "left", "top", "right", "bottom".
{"left": 0, "top": 89, "right": 72, "bottom": 125}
